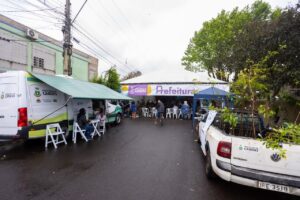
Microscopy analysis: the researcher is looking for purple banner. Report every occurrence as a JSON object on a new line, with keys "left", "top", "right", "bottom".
{"left": 128, "top": 84, "right": 148, "bottom": 96}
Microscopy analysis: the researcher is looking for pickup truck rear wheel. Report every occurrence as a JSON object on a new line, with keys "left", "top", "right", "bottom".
{"left": 205, "top": 150, "right": 216, "bottom": 179}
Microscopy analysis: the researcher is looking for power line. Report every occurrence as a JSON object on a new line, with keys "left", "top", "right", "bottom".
{"left": 111, "top": 0, "right": 137, "bottom": 36}
{"left": 77, "top": 41, "right": 128, "bottom": 74}
{"left": 72, "top": 23, "right": 137, "bottom": 72}
{"left": 0, "top": 6, "right": 62, "bottom": 13}
{"left": 72, "top": 0, "right": 88, "bottom": 24}
{"left": 5, "top": 0, "right": 64, "bottom": 22}
{"left": 73, "top": 28, "right": 130, "bottom": 74}
{"left": 95, "top": 0, "right": 135, "bottom": 43}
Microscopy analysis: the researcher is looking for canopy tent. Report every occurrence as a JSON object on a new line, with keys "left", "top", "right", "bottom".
{"left": 121, "top": 68, "right": 226, "bottom": 84}
{"left": 120, "top": 68, "right": 229, "bottom": 97}
{"left": 192, "top": 87, "right": 233, "bottom": 127}
{"left": 31, "top": 73, "right": 132, "bottom": 100}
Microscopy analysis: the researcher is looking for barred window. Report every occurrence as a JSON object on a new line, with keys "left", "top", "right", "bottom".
{"left": 33, "top": 56, "right": 44, "bottom": 68}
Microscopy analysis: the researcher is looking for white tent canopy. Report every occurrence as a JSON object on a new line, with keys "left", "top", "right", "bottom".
{"left": 121, "top": 68, "right": 225, "bottom": 84}
{"left": 120, "top": 68, "right": 229, "bottom": 97}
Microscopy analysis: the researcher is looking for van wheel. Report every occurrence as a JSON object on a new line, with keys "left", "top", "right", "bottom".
{"left": 115, "top": 113, "right": 122, "bottom": 125}
{"left": 205, "top": 150, "right": 216, "bottom": 179}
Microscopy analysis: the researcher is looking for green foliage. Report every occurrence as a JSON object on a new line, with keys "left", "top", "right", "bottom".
{"left": 262, "top": 123, "right": 300, "bottom": 158}
{"left": 91, "top": 67, "right": 121, "bottom": 92}
{"left": 258, "top": 104, "right": 275, "bottom": 125}
{"left": 220, "top": 107, "right": 238, "bottom": 129}
{"left": 105, "top": 67, "right": 121, "bottom": 92}
{"left": 231, "top": 60, "right": 269, "bottom": 108}
{"left": 182, "top": 0, "right": 274, "bottom": 81}
{"left": 182, "top": 1, "right": 299, "bottom": 94}
{"left": 92, "top": 75, "right": 106, "bottom": 85}
{"left": 208, "top": 106, "right": 238, "bottom": 130}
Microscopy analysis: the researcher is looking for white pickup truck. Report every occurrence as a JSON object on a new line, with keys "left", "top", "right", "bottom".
{"left": 198, "top": 110, "right": 300, "bottom": 196}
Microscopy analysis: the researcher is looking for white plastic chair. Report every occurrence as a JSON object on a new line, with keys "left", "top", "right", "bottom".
{"left": 45, "top": 123, "right": 67, "bottom": 149}
{"left": 72, "top": 122, "right": 88, "bottom": 144}
{"left": 173, "top": 108, "right": 179, "bottom": 119}
{"left": 142, "top": 107, "right": 149, "bottom": 117}
{"left": 151, "top": 107, "right": 157, "bottom": 118}
{"left": 166, "top": 108, "right": 173, "bottom": 119}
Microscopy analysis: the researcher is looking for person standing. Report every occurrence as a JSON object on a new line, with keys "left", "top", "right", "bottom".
{"left": 181, "top": 101, "right": 190, "bottom": 119}
{"left": 155, "top": 100, "right": 165, "bottom": 125}
{"left": 130, "top": 101, "right": 137, "bottom": 119}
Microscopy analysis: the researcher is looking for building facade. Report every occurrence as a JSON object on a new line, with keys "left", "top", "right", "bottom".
{"left": 0, "top": 14, "right": 98, "bottom": 81}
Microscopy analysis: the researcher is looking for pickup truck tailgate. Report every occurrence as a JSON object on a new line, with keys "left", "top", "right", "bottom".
{"left": 231, "top": 137, "right": 300, "bottom": 177}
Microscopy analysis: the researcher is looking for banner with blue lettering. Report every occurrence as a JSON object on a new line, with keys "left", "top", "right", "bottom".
{"left": 121, "top": 84, "right": 229, "bottom": 97}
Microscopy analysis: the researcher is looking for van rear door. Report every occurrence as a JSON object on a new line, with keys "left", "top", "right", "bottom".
{"left": 0, "top": 72, "right": 21, "bottom": 139}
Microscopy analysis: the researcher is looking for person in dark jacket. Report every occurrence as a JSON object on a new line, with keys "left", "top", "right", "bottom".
{"left": 155, "top": 100, "right": 165, "bottom": 124}
{"left": 77, "top": 108, "right": 94, "bottom": 140}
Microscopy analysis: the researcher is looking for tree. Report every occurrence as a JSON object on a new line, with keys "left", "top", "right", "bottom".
{"left": 121, "top": 70, "right": 142, "bottom": 81}
{"left": 104, "top": 67, "right": 120, "bottom": 92}
{"left": 91, "top": 67, "right": 121, "bottom": 92}
{"left": 182, "top": 1, "right": 274, "bottom": 81}
{"left": 231, "top": 4, "right": 300, "bottom": 96}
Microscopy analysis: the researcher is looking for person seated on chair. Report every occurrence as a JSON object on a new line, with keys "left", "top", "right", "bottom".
{"left": 77, "top": 108, "right": 94, "bottom": 140}
{"left": 96, "top": 108, "right": 106, "bottom": 123}
{"left": 181, "top": 101, "right": 190, "bottom": 119}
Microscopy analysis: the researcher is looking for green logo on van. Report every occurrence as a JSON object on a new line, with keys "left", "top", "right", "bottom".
{"left": 34, "top": 88, "right": 41, "bottom": 97}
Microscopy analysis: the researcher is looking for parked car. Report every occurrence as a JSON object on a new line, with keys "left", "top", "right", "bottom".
{"left": 105, "top": 100, "right": 123, "bottom": 125}
{"left": 198, "top": 110, "right": 300, "bottom": 196}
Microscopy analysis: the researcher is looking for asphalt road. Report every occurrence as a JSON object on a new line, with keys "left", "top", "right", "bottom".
{"left": 0, "top": 119, "right": 298, "bottom": 200}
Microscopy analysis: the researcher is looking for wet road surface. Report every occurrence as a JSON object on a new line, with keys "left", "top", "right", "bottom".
{"left": 0, "top": 119, "right": 298, "bottom": 200}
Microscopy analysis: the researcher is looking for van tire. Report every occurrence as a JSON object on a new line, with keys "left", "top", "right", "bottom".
{"left": 205, "top": 150, "right": 216, "bottom": 179}
{"left": 115, "top": 113, "right": 122, "bottom": 125}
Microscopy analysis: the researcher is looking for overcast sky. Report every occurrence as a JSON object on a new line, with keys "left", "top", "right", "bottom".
{"left": 1, "top": 0, "right": 297, "bottom": 76}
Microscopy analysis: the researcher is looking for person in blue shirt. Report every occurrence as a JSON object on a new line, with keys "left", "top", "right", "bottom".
{"left": 130, "top": 101, "right": 137, "bottom": 119}
{"left": 181, "top": 101, "right": 190, "bottom": 119}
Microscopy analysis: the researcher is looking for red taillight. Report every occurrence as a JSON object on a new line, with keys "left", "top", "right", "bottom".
{"left": 217, "top": 141, "right": 232, "bottom": 159}
{"left": 18, "top": 107, "right": 28, "bottom": 127}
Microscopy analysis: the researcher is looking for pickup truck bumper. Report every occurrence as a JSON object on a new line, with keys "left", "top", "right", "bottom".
{"left": 215, "top": 159, "right": 300, "bottom": 196}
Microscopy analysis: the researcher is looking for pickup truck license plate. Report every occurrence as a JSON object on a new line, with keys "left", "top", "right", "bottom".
{"left": 258, "top": 181, "right": 290, "bottom": 194}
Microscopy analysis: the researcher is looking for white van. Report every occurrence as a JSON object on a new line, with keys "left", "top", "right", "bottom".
{"left": 0, "top": 71, "right": 123, "bottom": 141}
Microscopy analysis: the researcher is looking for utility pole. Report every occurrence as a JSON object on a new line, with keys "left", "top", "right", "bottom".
{"left": 62, "top": 0, "right": 72, "bottom": 76}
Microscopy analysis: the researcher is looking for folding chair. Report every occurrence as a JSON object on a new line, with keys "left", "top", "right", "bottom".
{"left": 72, "top": 122, "right": 88, "bottom": 144}
{"left": 99, "top": 119, "right": 106, "bottom": 135}
{"left": 45, "top": 123, "right": 67, "bottom": 149}
{"left": 90, "top": 119, "right": 101, "bottom": 138}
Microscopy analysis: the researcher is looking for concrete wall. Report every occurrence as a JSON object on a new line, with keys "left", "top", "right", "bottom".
{"left": 0, "top": 14, "right": 98, "bottom": 81}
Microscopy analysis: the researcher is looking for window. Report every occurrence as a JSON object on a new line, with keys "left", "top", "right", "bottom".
{"left": 33, "top": 56, "right": 44, "bottom": 68}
